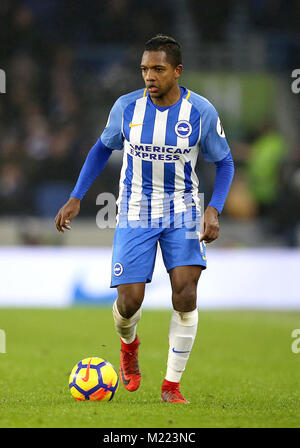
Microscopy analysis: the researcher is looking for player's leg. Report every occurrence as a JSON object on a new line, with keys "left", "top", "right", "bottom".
{"left": 113, "top": 282, "right": 145, "bottom": 343}
{"left": 159, "top": 212, "right": 205, "bottom": 403}
{"left": 169, "top": 265, "right": 202, "bottom": 312}
{"left": 161, "top": 266, "right": 202, "bottom": 403}
{"left": 110, "top": 221, "right": 161, "bottom": 392}
{"left": 112, "top": 283, "right": 145, "bottom": 392}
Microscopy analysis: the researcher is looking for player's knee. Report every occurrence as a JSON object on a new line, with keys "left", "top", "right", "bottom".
{"left": 117, "top": 289, "right": 144, "bottom": 319}
{"left": 172, "top": 283, "right": 197, "bottom": 312}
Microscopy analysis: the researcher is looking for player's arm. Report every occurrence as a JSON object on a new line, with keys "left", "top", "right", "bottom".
{"left": 55, "top": 98, "right": 124, "bottom": 233}
{"left": 199, "top": 105, "right": 235, "bottom": 243}
{"left": 200, "top": 152, "right": 234, "bottom": 242}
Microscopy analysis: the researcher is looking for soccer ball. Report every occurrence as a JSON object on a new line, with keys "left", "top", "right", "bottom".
{"left": 69, "top": 357, "right": 119, "bottom": 402}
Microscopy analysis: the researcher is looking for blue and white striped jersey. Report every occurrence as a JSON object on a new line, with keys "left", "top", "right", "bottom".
{"left": 101, "top": 86, "right": 230, "bottom": 220}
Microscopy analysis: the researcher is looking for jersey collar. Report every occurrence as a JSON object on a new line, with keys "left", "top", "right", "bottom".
{"left": 145, "top": 86, "right": 190, "bottom": 111}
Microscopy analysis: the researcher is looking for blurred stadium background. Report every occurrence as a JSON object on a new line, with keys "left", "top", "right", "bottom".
{"left": 0, "top": 0, "right": 299, "bottom": 309}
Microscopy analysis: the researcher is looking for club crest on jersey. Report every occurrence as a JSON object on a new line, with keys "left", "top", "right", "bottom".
{"left": 113, "top": 262, "right": 123, "bottom": 277}
{"left": 175, "top": 120, "right": 192, "bottom": 138}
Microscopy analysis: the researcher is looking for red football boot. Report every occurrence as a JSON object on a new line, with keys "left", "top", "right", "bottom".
{"left": 161, "top": 379, "right": 189, "bottom": 403}
{"left": 119, "top": 335, "right": 141, "bottom": 392}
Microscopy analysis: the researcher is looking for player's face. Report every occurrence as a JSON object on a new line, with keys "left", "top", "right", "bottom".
{"left": 140, "top": 51, "right": 182, "bottom": 100}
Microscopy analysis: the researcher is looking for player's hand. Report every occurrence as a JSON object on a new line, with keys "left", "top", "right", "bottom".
{"left": 199, "top": 206, "right": 219, "bottom": 243}
{"left": 55, "top": 197, "right": 81, "bottom": 233}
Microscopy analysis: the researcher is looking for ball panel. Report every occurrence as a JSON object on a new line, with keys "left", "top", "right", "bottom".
{"left": 89, "top": 387, "right": 112, "bottom": 402}
{"left": 69, "top": 385, "right": 85, "bottom": 401}
{"left": 108, "top": 377, "right": 119, "bottom": 401}
{"left": 74, "top": 367, "right": 99, "bottom": 391}
{"left": 100, "top": 363, "right": 119, "bottom": 389}
{"left": 81, "top": 357, "right": 106, "bottom": 366}
{"left": 69, "top": 363, "right": 80, "bottom": 379}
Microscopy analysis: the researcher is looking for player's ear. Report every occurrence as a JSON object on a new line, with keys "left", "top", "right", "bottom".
{"left": 174, "top": 64, "right": 183, "bottom": 79}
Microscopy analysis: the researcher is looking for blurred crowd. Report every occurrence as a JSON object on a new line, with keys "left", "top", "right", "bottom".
{"left": 191, "top": 0, "right": 300, "bottom": 70}
{"left": 0, "top": 0, "right": 175, "bottom": 217}
{"left": 0, "top": 0, "right": 299, "bottom": 245}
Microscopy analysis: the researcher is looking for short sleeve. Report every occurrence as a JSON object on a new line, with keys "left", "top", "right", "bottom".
{"left": 200, "top": 104, "right": 230, "bottom": 162}
{"left": 100, "top": 97, "right": 124, "bottom": 150}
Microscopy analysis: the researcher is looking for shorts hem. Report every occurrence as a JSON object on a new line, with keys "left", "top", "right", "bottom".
{"left": 110, "top": 276, "right": 152, "bottom": 288}
{"left": 166, "top": 261, "right": 207, "bottom": 273}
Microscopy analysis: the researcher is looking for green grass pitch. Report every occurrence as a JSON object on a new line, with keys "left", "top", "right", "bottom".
{"left": 0, "top": 308, "right": 299, "bottom": 428}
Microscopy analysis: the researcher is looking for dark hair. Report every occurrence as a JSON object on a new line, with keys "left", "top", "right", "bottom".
{"left": 144, "top": 34, "right": 182, "bottom": 67}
